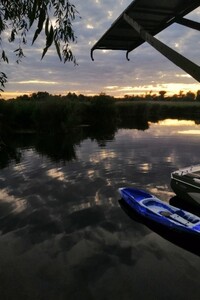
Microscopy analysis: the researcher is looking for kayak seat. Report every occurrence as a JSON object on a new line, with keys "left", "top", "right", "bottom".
{"left": 160, "top": 211, "right": 172, "bottom": 217}
{"left": 176, "top": 210, "right": 199, "bottom": 224}
{"left": 176, "top": 210, "right": 186, "bottom": 218}
{"left": 169, "top": 213, "right": 189, "bottom": 225}
{"left": 159, "top": 210, "right": 197, "bottom": 226}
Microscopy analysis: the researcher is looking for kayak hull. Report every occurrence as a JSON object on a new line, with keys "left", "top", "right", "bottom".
{"left": 118, "top": 187, "right": 200, "bottom": 236}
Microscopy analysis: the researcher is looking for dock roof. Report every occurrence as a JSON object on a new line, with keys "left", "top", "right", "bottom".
{"left": 91, "top": 0, "right": 200, "bottom": 60}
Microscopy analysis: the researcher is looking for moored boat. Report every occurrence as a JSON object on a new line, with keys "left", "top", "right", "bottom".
{"left": 118, "top": 187, "right": 200, "bottom": 236}
{"left": 171, "top": 165, "right": 200, "bottom": 205}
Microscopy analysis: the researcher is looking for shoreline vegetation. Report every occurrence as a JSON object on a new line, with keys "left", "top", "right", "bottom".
{"left": 0, "top": 90, "right": 200, "bottom": 135}
{"left": 1, "top": 90, "right": 200, "bottom": 166}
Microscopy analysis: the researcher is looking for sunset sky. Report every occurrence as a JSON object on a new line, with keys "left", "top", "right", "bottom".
{"left": 1, "top": 0, "right": 200, "bottom": 99}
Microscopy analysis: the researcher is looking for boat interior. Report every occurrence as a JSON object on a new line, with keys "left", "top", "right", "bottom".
{"left": 174, "top": 165, "right": 200, "bottom": 178}
{"left": 142, "top": 199, "right": 200, "bottom": 226}
{"left": 142, "top": 199, "right": 175, "bottom": 214}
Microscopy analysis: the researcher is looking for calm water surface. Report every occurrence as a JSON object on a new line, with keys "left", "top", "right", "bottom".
{"left": 0, "top": 119, "right": 200, "bottom": 300}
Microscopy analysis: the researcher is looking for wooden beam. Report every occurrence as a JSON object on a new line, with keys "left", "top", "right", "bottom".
{"left": 123, "top": 13, "right": 200, "bottom": 82}
{"left": 176, "top": 18, "right": 200, "bottom": 31}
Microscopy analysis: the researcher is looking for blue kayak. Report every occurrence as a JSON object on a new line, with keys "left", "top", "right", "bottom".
{"left": 118, "top": 187, "right": 200, "bottom": 236}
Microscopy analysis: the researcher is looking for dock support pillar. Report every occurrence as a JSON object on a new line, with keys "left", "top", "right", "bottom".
{"left": 176, "top": 18, "right": 200, "bottom": 32}
{"left": 123, "top": 13, "right": 200, "bottom": 82}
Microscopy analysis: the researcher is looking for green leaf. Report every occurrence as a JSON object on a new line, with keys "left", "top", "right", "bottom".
{"left": 29, "top": 0, "right": 38, "bottom": 28}
{"left": 32, "top": 7, "right": 46, "bottom": 45}
{"left": 32, "top": 28, "right": 39, "bottom": 45}
{"left": 45, "top": 17, "right": 49, "bottom": 36}
{"left": 46, "top": 25, "right": 54, "bottom": 47}
{"left": 41, "top": 46, "right": 48, "bottom": 60}
{"left": 1, "top": 50, "right": 9, "bottom": 63}
{"left": 38, "top": 8, "right": 46, "bottom": 32}
{"left": 0, "top": 71, "right": 7, "bottom": 91}
{"left": 10, "top": 29, "right": 16, "bottom": 42}
{"left": 54, "top": 39, "right": 62, "bottom": 61}
{"left": 41, "top": 25, "right": 54, "bottom": 59}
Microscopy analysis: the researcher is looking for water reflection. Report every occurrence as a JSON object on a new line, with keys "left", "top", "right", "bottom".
{"left": 119, "top": 199, "right": 200, "bottom": 257}
{"left": 0, "top": 119, "right": 200, "bottom": 299}
{"left": 0, "top": 124, "right": 118, "bottom": 166}
{"left": 170, "top": 196, "right": 200, "bottom": 217}
{"left": 1, "top": 118, "right": 200, "bottom": 167}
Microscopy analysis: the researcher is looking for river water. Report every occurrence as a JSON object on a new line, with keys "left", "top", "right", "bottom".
{"left": 0, "top": 119, "right": 200, "bottom": 300}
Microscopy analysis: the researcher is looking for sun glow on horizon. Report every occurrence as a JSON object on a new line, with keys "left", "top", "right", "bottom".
{"left": 103, "top": 82, "right": 200, "bottom": 98}
{"left": 1, "top": 82, "right": 200, "bottom": 100}
{"left": 178, "top": 130, "right": 200, "bottom": 135}
{"left": 157, "top": 119, "right": 196, "bottom": 126}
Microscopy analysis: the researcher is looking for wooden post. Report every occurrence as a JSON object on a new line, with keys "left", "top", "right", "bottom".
{"left": 123, "top": 13, "right": 200, "bottom": 82}
{"left": 176, "top": 18, "right": 200, "bottom": 31}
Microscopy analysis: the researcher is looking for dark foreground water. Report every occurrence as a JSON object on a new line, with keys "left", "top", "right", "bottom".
{"left": 0, "top": 119, "right": 200, "bottom": 300}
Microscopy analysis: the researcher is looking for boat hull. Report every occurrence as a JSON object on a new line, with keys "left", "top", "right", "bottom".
{"left": 170, "top": 165, "right": 200, "bottom": 205}
{"left": 171, "top": 177, "right": 200, "bottom": 205}
{"left": 119, "top": 198, "right": 200, "bottom": 256}
{"left": 118, "top": 187, "right": 200, "bottom": 236}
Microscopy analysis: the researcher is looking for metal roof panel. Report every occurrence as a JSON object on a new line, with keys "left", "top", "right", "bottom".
{"left": 91, "top": 0, "right": 200, "bottom": 58}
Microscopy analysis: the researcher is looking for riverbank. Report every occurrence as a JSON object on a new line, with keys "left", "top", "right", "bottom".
{"left": 0, "top": 95, "right": 200, "bottom": 134}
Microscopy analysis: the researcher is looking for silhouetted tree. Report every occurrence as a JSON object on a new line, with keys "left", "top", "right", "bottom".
{"left": 159, "top": 90, "right": 167, "bottom": 100}
{"left": 31, "top": 91, "right": 50, "bottom": 101}
{"left": 16, "top": 94, "right": 30, "bottom": 101}
{"left": 66, "top": 92, "right": 78, "bottom": 100}
{"left": 178, "top": 90, "right": 184, "bottom": 98}
{"left": 196, "top": 90, "right": 200, "bottom": 101}
{"left": 185, "top": 91, "right": 195, "bottom": 101}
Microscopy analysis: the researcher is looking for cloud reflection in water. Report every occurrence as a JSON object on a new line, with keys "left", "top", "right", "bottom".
{"left": 0, "top": 120, "right": 200, "bottom": 299}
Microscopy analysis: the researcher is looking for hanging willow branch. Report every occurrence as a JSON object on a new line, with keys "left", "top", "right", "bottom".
{"left": 0, "top": 0, "right": 80, "bottom": 90}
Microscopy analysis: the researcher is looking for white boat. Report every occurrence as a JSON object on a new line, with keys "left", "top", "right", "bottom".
{"left": 171, "top": 165, "right": 200, "bottom": 205}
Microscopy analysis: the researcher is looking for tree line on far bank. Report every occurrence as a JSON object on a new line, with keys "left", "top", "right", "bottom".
{"left": 1, "top": 90, "right": 200, "bottom": 102}
{"left": 0, "top": 90, "right": 200, "bottom": 135}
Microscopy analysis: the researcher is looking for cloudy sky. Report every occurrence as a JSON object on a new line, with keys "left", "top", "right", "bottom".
{"left": 1, "top": 0, "right": 200, "bottom": 99}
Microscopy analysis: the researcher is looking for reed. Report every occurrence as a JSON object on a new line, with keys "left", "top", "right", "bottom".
{"left": 1, "top": 95, "right": 200, "bottom": 134}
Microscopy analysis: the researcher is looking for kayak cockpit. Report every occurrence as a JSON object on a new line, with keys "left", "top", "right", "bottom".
{"left": 142, "top": 199, "right": 200, "bottom": 226}
{"left": 141, "top": 199, "right": 174, "bottom": 214}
